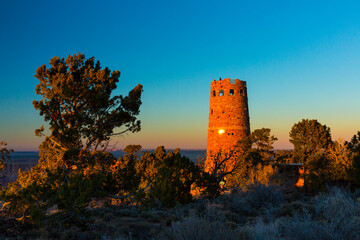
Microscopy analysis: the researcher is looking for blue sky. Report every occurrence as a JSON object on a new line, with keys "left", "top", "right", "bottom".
{"left": 1, "top": 0, "right": 360, "bottom": 150}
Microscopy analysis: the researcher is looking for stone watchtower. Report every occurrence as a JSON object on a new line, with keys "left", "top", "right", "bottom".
{"left": 206, "top": 78, "right": 250, "bottom": 165}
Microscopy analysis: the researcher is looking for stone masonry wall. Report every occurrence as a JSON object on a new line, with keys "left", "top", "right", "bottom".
{"left": 206, "top": 78, "right": 250, "bottom": 167}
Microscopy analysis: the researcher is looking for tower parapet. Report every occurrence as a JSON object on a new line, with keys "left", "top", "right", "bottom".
{"left": 206, "top": 78, "right": 250, "bottom": 164}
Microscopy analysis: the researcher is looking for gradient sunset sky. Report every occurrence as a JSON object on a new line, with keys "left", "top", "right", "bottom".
{"left": 1, "top": 0, "right": 360, "bottom": 151}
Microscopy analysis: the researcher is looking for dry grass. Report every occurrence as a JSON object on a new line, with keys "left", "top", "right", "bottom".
{"left": 1, "top": 185, "right": 360, "bottom": 240}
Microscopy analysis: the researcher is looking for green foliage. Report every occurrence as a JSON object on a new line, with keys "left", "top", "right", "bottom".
{"left": 123, "top": 145, "right": 142, "bottom": 155}
{"left": 33, "top": 52, "right": 143, "bottom": 164}
{"left": 249, "top": 128, "right": 278, "bottom": 159}
{"left": 109, "top": 145, "right": 143, "bottom": 200}
{"left": 165, "top": 209, "right": 236, "bottom": 240}
{"left": 346, "top": 131, "right": 360, "bottom": 154}
{"left": 228, "top": 184, "right": 285, "bottom": 214}
{"left": 303, "top": 140, "right": 358, "bottom": 191}
{"left": 143, "top": 147, "right": 200, "bottom": 208}
{"left": 224, "top": 153, "right": 252, "bottom": 188}
{"left": 274, "top": 149, "right": 293, "bottom": 164}
{"left": 289, "top": 119, "right": 332, "bottom": 163}
{"left": 235, "top": 128, "right": 277, "bottom": 165}
{"left": 109, "top": 149, "right": 141, "bottom": 197}
{"left": 226, "top": 153, "right": 277, "bottom": 188}
{"left": 343, "top": 131, "right": 360, "bottom": 186}
{"left": 326, "top": 140, "right": 354, "bottom": 182}
{"left": 0, "top": 53, "right": 143, "bottom": 226}
{"left": 304, "top": 152, "right": 329, "bottom": 192}
{"left": 2, "top": 155, "right": 112, "bottom": 226}
{"left": 288, "top": 121, "right": 360, "bottom": 190}
{"left": 226, "top": 128, "right": 278, "bottom": 189}
{"left": 0, "top": 141, "right": 13, "bottom": 179}
{"left": 108, "top": 146, "right": 201, "bottom": 208}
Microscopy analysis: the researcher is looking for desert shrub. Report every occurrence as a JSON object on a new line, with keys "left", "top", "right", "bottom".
{"left": 138, "top": 147, "right": 201, "bottom": 208}
{"left": 299, "top": 139, "right": 359, "bottom": 191}
{"left": 245, "top": 184, "right": 285, "bottom": 209}
{"left": 101, "top": 234, "right": 133, "bottom": 240}
{"left": 224, "top": 210, "right": 244, "bottom": 224}
{"left": 162, "top": 203, "right": 237, "bottom": 240}
{"left": 1, "top": 162, "right": 112, "bottom": 228}
{"left": 0, "top": 141, "right": 13, "bottom": 187}
{"left": 326, "top": 140, "right": 354, "bottom": 182}
{"left": 281, "top": 214, "right": 337, "bottom": 240}
{"left": 164, "top": 215, "right": 234, "bottom": 240}
{"left": 226, "top": 157, "right": 278, "bottom": 190}
{"left": 304, "top": 141, "right": 358, "bottom": 191}
{"left": 59, "top": 228, "right": 93, "bottom": 240}
{"left": 103, "top": 211, "right": 115, "bottom": 222}
{"left": 314, "top": 187, "right": 360, "bottom": 234}
{"left": 352, "top": 154, "right": 360, "bottom": 185}
{"left": 90, "top": 207, "right": 116, "bottom": 218}
{"left": 139, "top": 210, "right": 160, "bottom": 221}
{"left": 110, "top": 154, "right": 141, "bottom": 196}
{"left": 238, "top": 220, "right": 282, "bottom": 240}
{"left": 226, "top": 193, "right": 255, "bottom": 217}
{"left": 281, "top": 213, "right": 360, "bottom": 240}
{"left": 304, "top": 152, "right": 328, "bottom": 192}
{"left": 277, "top": 201, "right": 315, "bottom": 218}
{"left": 226, "top": 187, "right": 360, "bottom": 240}
{"left": 219, "top": 184, "right": 285, "bottom": 223}
{"left": 225, "top": 128, "right": 278, "bottom": 190}
{"left": 315, "top": 187, "right": 357, "bottom": 216}
{"left": 280, "top": 187, "right": 360, "bottom": 240}
{"left": 116, "top": 207, "right": 138, "bottom": 217}
{"left": 249, "top": 164, "right": 277, "bottom": 186}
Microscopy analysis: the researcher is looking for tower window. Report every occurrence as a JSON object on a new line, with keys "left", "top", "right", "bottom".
{"left": 222, "top": 111, "right": 225, "bottom": 114}
{"left": 240, "top": 89, "right": 243, "bottom": 94}
{"left": 219, "top": 90, "right": 224, "bottom": 96}
{"left": 213, "top": 90, "right": 216, "bottom": 97}
{"left": 211, "top": 109, "right": 213, "bottom": 114}
{"left": 230, "top": 89, "right": 234, "bottom": 95}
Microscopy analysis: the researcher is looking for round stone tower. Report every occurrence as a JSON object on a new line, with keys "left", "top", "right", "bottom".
{"left": 206, "top": 78, "right": 250, "bottom": 162}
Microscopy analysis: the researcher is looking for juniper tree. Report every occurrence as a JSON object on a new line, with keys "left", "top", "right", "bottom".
{"left": 289, "top": 119, "right": 332, "bottom": 191}
{"left": 226, "top": 128, "right": 278, "bottom": 189}
{"left": 289, "top": 119, "right": 332, "bottom": 163}
{"left": 33, "top": 52, "right": 143, "bottom": 168}
{"left": 1, "top": 53, "right": 143, "bottom": 224}
{"left": 346, "top": 131, "right": 360, "bottom": 154}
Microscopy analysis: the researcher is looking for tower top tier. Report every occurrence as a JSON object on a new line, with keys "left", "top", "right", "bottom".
{"left": 212, "top": 78, "right": 246, "bottom": 86}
